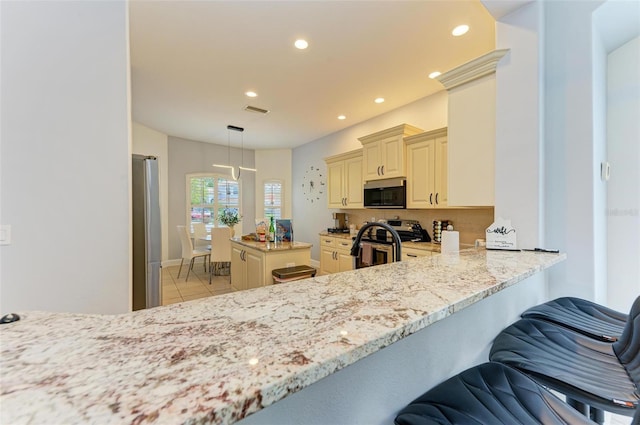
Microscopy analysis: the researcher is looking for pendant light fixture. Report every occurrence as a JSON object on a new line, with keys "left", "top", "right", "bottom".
{"left": 212, "top": 125, "right": 257, "bottom": 180}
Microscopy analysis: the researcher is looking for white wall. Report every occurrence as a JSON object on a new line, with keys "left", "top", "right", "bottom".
{"left": 292, "top": 92, "right": 448, "bottom": 260}
{"left": 495, "top": 2, "right": 544, "bottom": 250}
{"left": 166, "top": 136, "right": 256, "bottom": 261}
{"left": 606, "top": 36, "right": 640, "bottom": 311}
{"left": 255, "top": 149, "right": 292, "bottom": 219}
{"left": 0, "top": 1, "right": 131, "bottom": 314}
{"left": 544, "top": 0, "right": 605, "bottom": 302}
{"left": 132, "top": 122, "right": 170, "bottom": 262}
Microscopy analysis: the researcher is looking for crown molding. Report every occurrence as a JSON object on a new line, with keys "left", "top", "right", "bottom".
{"left": 436, "top": 49, "right": 509, "bottom": 90}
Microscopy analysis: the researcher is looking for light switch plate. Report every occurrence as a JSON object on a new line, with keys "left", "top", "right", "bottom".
{"left": 0, "top": 225, "right": 11, "bottom": 245}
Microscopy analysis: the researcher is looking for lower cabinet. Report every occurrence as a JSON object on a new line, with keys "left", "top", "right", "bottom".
{"left": 231, "top": 245, "right": 264, "bottom": 291}
{"left": 230, "top": 241, "right": 312, "bottom": 290}
{"left": 401, "top": 246, "right": 433, "bottom": 261}
{"left": 320, "top": 236, "right": 354, "bottom": 275}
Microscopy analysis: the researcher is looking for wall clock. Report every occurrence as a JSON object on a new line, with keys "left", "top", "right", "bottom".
{"left": 302, "top": 165, "right": 325, "bottom": 203}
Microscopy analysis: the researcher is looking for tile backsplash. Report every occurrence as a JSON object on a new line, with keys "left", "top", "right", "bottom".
{"left": 343, "top": 208, "right": 494, "bottom": 246}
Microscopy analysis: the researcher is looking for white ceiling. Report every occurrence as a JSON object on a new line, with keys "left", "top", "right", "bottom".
{"left": 129, "top": 1, "right": 497, "bottom": 149}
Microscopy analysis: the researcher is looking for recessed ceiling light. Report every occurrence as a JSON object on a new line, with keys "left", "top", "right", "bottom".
{"left": 294, "top": 39, "right": 308, "bottom": 50}
{"left": 338, "top": 115, "right": 346, "bottom": 120}
{"left": 452, "top": 25, "right": 469, "bottom": 36}
{"left": 374, "top": 97, "right": 385, "bottom": 104}
{"left": 245, "top": 91, "right": 257, "bottom": 97}
{"left": 428, "top": 71, "right": 441, "bottom": 79}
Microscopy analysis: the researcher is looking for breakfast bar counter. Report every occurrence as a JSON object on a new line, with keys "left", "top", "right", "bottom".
{"left": 0, "top": 249, "right": 565, "bottom": 425}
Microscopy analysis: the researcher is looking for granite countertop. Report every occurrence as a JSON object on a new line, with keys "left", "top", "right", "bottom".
{"left": 231, "top": 238, "right": 312, "bottom": 252}
{"left": 0, "top": 249, "right": 565, "bottom": 425}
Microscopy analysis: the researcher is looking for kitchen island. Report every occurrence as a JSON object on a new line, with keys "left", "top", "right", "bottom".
{"left": 0, "top": 249, "right": 565, "bottom": 425}
{"left": 230, "top": 238, "right": 312, "bottom": 290}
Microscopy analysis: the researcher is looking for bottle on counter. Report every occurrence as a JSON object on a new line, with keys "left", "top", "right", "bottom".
{"left": 269, "top": 216, "right": 275, "bottom": 242}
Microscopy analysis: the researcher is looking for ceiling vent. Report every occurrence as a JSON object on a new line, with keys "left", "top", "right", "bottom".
{"left": 244, "top": 105, "right": 270, "bottom": 114}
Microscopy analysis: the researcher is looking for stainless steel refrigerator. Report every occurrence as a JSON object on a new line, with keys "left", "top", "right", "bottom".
{"left": 132, "top": 155, "right": 162, "bottom": 310}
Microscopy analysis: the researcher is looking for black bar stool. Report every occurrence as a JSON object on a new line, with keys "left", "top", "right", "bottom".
{"left": 490, "top": 297, "right": 640, "bottom": 421}
{"left": 521, "top": 296, "right": 630, "bottom": 342}
{"left": 395, "top": 362, "right": 597, "bottom": 425}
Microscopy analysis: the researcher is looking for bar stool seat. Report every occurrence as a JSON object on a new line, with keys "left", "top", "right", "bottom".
{"left": 489, "top": 296, "right": 640, "bottom": 418}
{"left": 521, "top": 296, "right": 629, "bottom": 342}
{"left": 395, "top": 362, "right": 596, "bottom": 425}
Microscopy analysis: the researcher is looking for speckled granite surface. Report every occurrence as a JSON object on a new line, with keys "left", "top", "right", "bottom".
{"left": 231, "top": 239, "right": 312, "bottom": 253}
{"left": 0, "top": 249, "right": 565, "bottom": 425}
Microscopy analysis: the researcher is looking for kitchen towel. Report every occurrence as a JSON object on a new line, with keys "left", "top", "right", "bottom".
{"left": 441, "top": 230, "right": 459, "bottom": 254}
{"left": 361, "top": 242, "right": 373, "bottom": 266}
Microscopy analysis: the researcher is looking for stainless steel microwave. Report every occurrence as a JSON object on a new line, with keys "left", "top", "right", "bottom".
{"left": 363, "top": 178, "right": 406, "bottom": 209}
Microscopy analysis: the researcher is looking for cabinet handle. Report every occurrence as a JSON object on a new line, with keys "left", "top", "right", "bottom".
{"left": 435, "top": 193, "right": 439, "bottom": 205}
{"left": 325, "top": 239, "right": 331, "bottom": 243}
{"left": 429, "top": 193, "right": 433, "bottom": 205}
{"left": 377, "top": 166, "right": 381, "bottom": 176}
{"left": 381, "top": 165, "right": 384, "bottom": 175}
{"left": 407, "top": 254, "right": 418, "bottom": 257}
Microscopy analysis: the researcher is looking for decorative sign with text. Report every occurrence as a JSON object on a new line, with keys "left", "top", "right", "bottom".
{"left": 486, "top": 217, "right": 517, "bottom": 250}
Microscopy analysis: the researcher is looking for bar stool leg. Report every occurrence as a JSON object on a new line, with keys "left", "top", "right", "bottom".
{"left": 589, "top": 407, "right": 604, "bottom": 425}
{"left": 567, "top": 398, "right": 589, "bottom": 416}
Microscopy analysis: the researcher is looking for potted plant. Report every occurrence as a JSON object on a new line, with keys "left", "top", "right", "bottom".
{"left": 218, "top": 208, "right": 241, "bottom": 236}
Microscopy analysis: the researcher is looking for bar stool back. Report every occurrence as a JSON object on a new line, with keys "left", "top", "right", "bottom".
{"left": 521, "top": 296, "right": 630, "bottom": 342}
{"left": 490, "top": 297, "right": 640, "bottom": 419}
{"left": 394, "top": 362, "right": 597, "bottom": 425}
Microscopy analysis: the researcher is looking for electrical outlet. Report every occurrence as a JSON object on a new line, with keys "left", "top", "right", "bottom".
{"left": 0, "top": 225, "right": 11, "bottom": 245}
{"left": 286, "top": 262, "right": 295, "bottom": 267}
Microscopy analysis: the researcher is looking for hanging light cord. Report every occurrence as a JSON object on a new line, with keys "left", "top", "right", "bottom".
{"left": 212, "top": 124, "right": 255, "bottom": 180}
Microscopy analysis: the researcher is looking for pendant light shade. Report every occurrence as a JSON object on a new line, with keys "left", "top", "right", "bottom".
{"left": 212, "top": 125, "right": 256, "bottom": 180}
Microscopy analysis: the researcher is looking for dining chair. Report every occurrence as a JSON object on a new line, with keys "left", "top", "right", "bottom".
{"left": 177, "top": 225, "right": 209, "bottom": 281}
{"left": 192, "top": 222, "right": 210, "bottom": 251}
{"left": 209, "top": 227, "right": 232, "bottom": 284}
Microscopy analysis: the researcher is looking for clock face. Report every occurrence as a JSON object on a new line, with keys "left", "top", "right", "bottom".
{"left": 302, "top": 165, "right": 325, "bottom": 203}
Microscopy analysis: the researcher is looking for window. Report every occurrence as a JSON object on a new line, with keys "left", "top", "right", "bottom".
{"left": 264, "top": 180, "right": 282, "bottom": 219}
{"left": 187, "top": 174, "right": 240, "bottom": 230}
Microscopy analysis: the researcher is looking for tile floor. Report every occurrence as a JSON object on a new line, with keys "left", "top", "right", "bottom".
{"left": 161, "top": 261, "right": 234, "bottom": 305}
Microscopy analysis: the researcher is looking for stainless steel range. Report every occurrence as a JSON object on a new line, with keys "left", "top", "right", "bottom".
{"left": 351, "top": 220, "right": 431, "bottom": 268}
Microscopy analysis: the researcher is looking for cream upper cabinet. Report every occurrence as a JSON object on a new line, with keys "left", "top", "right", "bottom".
{"left": 358, "top": 124, "right": 423, "bottom": 181}
{"left": 405, "top": 128, "right": 448, "bottom": 209}
{"left": 436, "top": 50, "right": 508, "bottom": 206}
{"left": 325, "top": 149, "right": 363, "bottom": 209}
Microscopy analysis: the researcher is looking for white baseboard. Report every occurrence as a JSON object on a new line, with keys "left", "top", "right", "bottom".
{"left": 309, "top": 259, "right": 320, "bottom": 270}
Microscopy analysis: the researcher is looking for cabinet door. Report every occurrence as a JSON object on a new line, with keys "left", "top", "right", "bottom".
{"left": 362, "top": 142, "right": 383, "bottom": 181}
{"left": 320, "top": 248, "right": 338, "bottom": 274}
{"left": 337, "top": 250, "right": 354, "bottom": 272}
{"left": 380, "top": 136, "right": 405, "bottom": 178}
{"left": 230, "top": 245, "right": 245, "bottom": 291}
{"left": 245, "top": 249, "right": 264, "bottom": 289}
{"left": 433, "top": 136, "right": 448, "bottom": 207}
{"left": 320, "top": 237, "right": 337, "bottom": 275}
{"left": 407, "top": 140, "right": 436, "bottom": 208}
{"left": 327, "top": 161, "right": 345, "bottom": 208}
{"left": 344, "top": 156, "right": 363, "bottom": 208}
